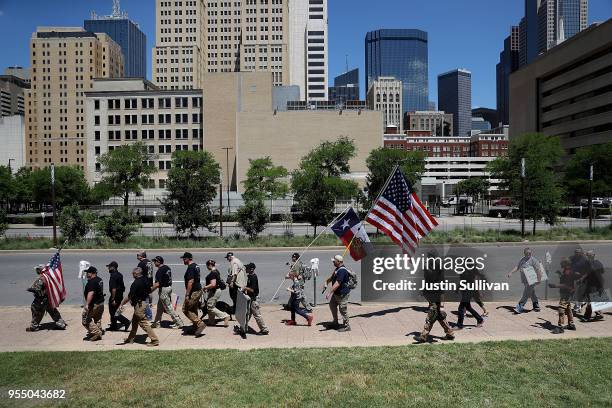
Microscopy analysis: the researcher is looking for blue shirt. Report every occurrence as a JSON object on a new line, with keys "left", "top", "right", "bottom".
{"left": 332, "top": 266, "right": 350, "bottom": 296}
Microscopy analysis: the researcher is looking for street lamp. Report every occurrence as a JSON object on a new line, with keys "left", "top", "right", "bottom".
{"left": 8, "top": 158, "right": 15, "bottom": 174}
{"left": 520, "top": 158, "right": 525, "bottom": 238}
{"left": 222, "top": 147, "right": 233, "bottom": 214}
{"left": 588, "top": 164, "right": 593, "bottom": 232}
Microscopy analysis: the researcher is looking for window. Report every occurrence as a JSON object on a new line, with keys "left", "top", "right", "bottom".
{"left": 141, "top": 114, "right": 154, "bottom": 124}
{"left": 94, "top": 100, "right": 100, "bottom": 110}
{"left": 142, "top": 98, "right": 154, "bottom": 109}
{"left": 175, "top": 97, "right": 188, "bottom": 108}
{"left": 108, "top": 99, "right": 121, "bottom": 110}
{"left": 142, "top": 129, "right": 154, "bottom": 139}
{"left": 125, "top": 98, "right": 137, "bottom": 109}
{"left": 192, "top": 113, "right": 200, "bottom": 123}
{"left": 158, "top": 113, "right": 172, "bottom": 124}
{"left": 192, "top": 128, "right": 201, "bottom": 139}
{"left": 108, "top": 115, "right": 121, "bottom": 125}
{"left": 94, "top": 116, "right": 100, "bottom": 126}
{"left": 125, "top": 114, "right": 138, "bottom": 125}
{"left": 175, "top": 113, "right": 188, "bottom": 124}
{"left": 175, "top": 129, "right": 188, "bottom": 139}
{"left": 192, "top": 97, "right": 201, "bottom": 107}
{"left": 94, "top": 131, "right": 100, "bottom": 141}
{"left": 159, "top": 97, "right": 171, "bottom": 108}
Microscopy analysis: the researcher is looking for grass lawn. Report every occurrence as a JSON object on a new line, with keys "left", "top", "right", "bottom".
{"left": 1, "top": 338, "right": 611, "bottom": 407}
{"left": 1, "top": 226, "right": 612, "bottom": 250}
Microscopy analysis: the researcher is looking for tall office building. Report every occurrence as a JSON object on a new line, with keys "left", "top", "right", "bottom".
{"left": 496, "top": 26, "right": 520, "bottom": 125}
{"left": 537, "top": 0, "right": 588, "bottom": 53}
{"left": 366, "top": 77, "right": 403, "bottom": 133}
{"left": 438, "top": 69, "right": 472, "bottom": 137}
{"left": 289, "top": 0, "right": 329, "bottom": 100}
{"left": 365, "top": 29, "right": 429, "bottom": 114}
{"left": 25, "top": 27, "right": 124, "bottom": 169}
{"left": 329, "top": 68, "right": 359, "bottom": 105}
{"left": 1, "top": 73, "right": 29, "bottom": 116}
{"left": 85, "top": 0, "right": 147, "bottom": 78}
{"left": 153, "top": 0, "right": 205, "bottom": 90}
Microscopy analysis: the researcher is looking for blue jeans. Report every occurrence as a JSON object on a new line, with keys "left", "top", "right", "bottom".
{"left": 291, "top": 297, "right": 310, "bottom": 321}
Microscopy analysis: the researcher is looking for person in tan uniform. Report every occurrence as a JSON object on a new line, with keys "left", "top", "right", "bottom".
{"left": 82, "top": 266, "right": 105, "bottom": 341}
{"left": 181, "top": 252, "right": 206, "bottom": 337}
{"left": 225, "top": 252, "right": 247, "bottom": 315}
{"left": 119, "top": 267, "right": 159, "bottom": 346}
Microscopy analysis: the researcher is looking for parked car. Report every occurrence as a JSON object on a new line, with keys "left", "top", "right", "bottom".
{"left": 580, "top": 198, "right": 605, "bottom": 207}
{"left": 492, "top": 197, "right": 512, "bottom": 207}
{"left": 442, "top": 196, "right": 473, "bottom": 208}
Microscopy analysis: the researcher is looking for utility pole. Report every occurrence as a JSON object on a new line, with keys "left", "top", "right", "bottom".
{"left": 222, "top": 147, "right": 233, "bottom": 215}
{"left": 521, "top": 157, "right": 526, "bottom": 238}
{"left": 51, "top": 163, "right": 57, "bottom": 247}
{"left": 219, "top": 184, "right": 224, "bottom": 237}
{"left": 588, "top": 164, "right": 593, "bottom": 232}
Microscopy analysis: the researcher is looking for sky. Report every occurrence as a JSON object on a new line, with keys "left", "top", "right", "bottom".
{"left": 0, "top": 0, "right": 610, "bottom": 108}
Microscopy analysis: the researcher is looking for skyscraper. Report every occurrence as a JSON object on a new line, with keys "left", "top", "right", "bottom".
{"left": 438, "top": 69, "right": 472, "bottom": 137}
{"left": 329, "top": 68, "right": 359, "bottom": 105}
{"left": 26, "top": 27, "right": 124, "bottom": 169}
{"left": 496, "top": 26, "right": 520, "bottom": 125}
{"left": 289, "top": 0, "right": 329, "bottom": 100}
{"left": 85, "top": 0, "right": 147, "bottom": 78}
{"left": 366, "top": 77, "right": 403, "bottom": 133}
{"left": 365, "top": 29, "right": 429, "bottom": 114}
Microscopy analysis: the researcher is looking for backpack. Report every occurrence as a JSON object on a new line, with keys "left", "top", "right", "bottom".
{"left": 216, "top": 271, "right": 227, "bottom": 290}
{"left": 346, "top": 268, "right": 358, "bottom": 290}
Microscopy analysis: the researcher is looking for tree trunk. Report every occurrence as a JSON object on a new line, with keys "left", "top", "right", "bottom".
{"left": 313, "top": 225, "right": 317, "bottom": 236}
{"left": 123, "top": 192, "right": 129, "bottom": 208}
{"left": 533, "top": 218, "right": 536, "bottom": 235}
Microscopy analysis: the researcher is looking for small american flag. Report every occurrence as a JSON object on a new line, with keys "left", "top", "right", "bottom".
{"left": 365, "top": 167, "right": 438, "bottom": 253}
{"left": 40, "top": 252, "right": 66, "bottom": 309}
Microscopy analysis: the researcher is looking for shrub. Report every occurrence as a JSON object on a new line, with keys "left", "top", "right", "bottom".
{"left": 95, "top": 208, "right": 140, "bottom": 243}
{"left": 237, "top": 198, "right": 268, "bottom": 239}
{"left": 0, "top": 210, "right": 7, "bottom": 237}
{"left": 58, "top": 204, "right": 95, "bottom": 242}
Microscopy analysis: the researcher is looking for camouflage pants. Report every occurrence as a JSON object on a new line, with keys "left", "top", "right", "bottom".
{"left": 206, "top": 289, "right": 229, "bottom": 322}
{"left": 30, "top": 299, "right": 66, "bottom": 330}
{"left": 247, "top": 299, "right": 268, "bottom": 332}
{"left": 329, "top": 293, "right": 350, "bottom": 327}
{"left": 182, "top": 290, "right": 204, "bottom": 330}
{"left": 422, "top": 302, "right": 453, "bottom": 336}
{"left": 127, "top": 302, "right": 159, "bottom": 343}
{"left": 82, "top": 303, "right": 104, "bottom": 337}
{"left": 154, "top": 287, "right": 184, "bottom": 326}
{"left": 558, "top": 299, "right": 574, "bottom": 326}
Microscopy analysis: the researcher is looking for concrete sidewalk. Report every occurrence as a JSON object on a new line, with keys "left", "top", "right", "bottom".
{"left": 1, "top": 302, "right": 610, "bottom": 352}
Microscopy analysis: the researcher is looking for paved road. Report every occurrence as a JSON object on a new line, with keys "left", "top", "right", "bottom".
{"left": 1, "top": 242, "right": 610, "bottom": 306}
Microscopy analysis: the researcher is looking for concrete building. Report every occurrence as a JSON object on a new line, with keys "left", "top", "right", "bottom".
{"left": 203, "top": 72, "right": 382, "bottom": 192}
{"left": 1, "top": 74, "right": 29, "bottom": 116}
{"left": 152, "top": 0, "right": 205, "bottom": 90}
{"left": 329, "top": 68, "right": 359, "bottom": 105}
{"left": 85, "top": 78, "right": 203, "bottom": 190}
{"left": 365, "top": 29, "right": 429, "bottom": 113}
{"left": 496, "top": 26, "right": 520, "bottom": 125}
{"left": 509, "top": 19, "right": 612, "bottom": 153}
{"left": 289, "top": 0, "right": 329, "bottom": 100}
{"left": 85, "top": 0, "right": 147, "bottom": 78}
{"left": 438, "top": 69, "right": 472, "bottom": 137}
{"left": 25, "top": 27, "right": 124, "bottom": 170}
{"left": 367, "top": 77, "right": 403, "bottom": 133}
{"left": 406, "top": 111, "right": 453, "bottom": 137}
{"left": 384, "top": 134, "right": 471, "bottom": 157}
{"left": 4, "top": 67, "right": 30, "bottom": 84}
{"left": 0, "top": 115, "right": 26, "bottom": 172}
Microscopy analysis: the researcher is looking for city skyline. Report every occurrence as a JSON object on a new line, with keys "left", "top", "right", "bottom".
{"left": 0, "top": 0, "right": 609, "bottom": 108}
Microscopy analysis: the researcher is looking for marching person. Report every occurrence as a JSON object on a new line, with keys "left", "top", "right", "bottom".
{"left": 582, "top": 250, "right": 605, "bottom": 321}
{"left": 151, "top": 256, "right": 184, "bottom": 329}
{"left": 416, "top": 251, "right": 455, "bottom": 342}
{"left": 549, "top": 258, "right": 576, "bottom": 334}
{"left": 119, "top": 267, "right": 159, "bottom": 346}
{"left": 136, "top": 251, "right": 154, "bottom": 321}
{"left": 287, "top": 252, "right": 312, "bottom": 312}
{"left": 203, "top": 260, "right": 230, "bottom": 327}
{"left": 106, "top": 261, "right": 130, "bottom": 331}
{"left": 286, "top": 269, "right": 314, "bottom": 326}
{"left": 570, "top": 248, "right": 589, "bottom": 313}
{"left": 506, "top": 247, "right": 541, "bottom": 314}
{"left": 242, "top": 263, "right": 269, "bottom": 335}
{"left": 325, "top": 255, "right": 350, "bottom": 332}
{"left": 82, "top": 266, "right": 105, "bottom": 341}
{"left": 181, "top": 252, "right": 206, "bottom": 337}
{"left": 26, "top": 265, "right": 66, "bottom": 332}
{"left": 226, "top": 252, "right": 247, "bottom": 315}
{"left": 455, "top": 267, "right": 484, "bottom": 330}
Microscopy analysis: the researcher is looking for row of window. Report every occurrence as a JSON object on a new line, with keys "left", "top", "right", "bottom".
{"left": 96, "top": 113, "right": 201, "bottom": 126}
{"left": 95, "top": 97, "right": 201, "bottom": 110}
{"left": 94, "top": 128, "right": 203, "bottom": 141}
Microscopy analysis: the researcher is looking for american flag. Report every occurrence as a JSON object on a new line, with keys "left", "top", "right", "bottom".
{"left": 40, "top": 252, "right": 67, "bottom": 309}
{"left": 365, "top": 167, "right": 438, "bottom": 253}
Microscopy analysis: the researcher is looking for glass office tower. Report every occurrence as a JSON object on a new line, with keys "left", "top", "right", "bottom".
{"left": 365, "top": 29, "right": 429, "bottom": 114}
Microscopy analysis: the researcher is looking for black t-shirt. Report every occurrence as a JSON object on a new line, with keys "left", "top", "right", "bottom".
{"left": 205, "top": 269, "right": 221, "bottom": 289}
{"left": 108, "top": 271, "right": 125, "bottom": 300}
{"left": 128, "top": 275, "right": 151, "bottom": 305}
{"left": 155, "top": 265, "right": 172, "bottom": 288}
{"left": 184, "top": 263, "right": 202, "bottom": 294}
{"left": 137, "top": 259, "right": 149, "bottom": 276}
{"left": 246, "top": 273, "right": 259, "bottom": 300}
{"left": 84, "top": 276, "right": 105, "bottom": 306}
{"left": 332, "top": 267, "right": 350, "bottom": 296}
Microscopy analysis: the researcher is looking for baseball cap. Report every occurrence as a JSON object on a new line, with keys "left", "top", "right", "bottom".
{"left": 331, "top": 255, "right": 344, "bottom": 263}
{"left": 106, "top": 261, "right": 118, "bottom": 269}
{"left": 85, "top": 266, "right": 98, "bottom": 274}
{"left": 292, "top": 252, "right": 300, "bottom": 259}
{"left": 246, "top": 262, "right": 256, "bottom": 270}
{"left": 153, "top": 256, "right": 164, "bottom": 263}
{"left": 180, "top": 252, "right": 193, "bottom": 259}
{"left": 225, "top": 252, "right": 234, "bottom": 259}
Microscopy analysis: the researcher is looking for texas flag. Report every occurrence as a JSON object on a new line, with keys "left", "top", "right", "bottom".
{"left": 331, "top": 207, "right": 372, "bottom": 261}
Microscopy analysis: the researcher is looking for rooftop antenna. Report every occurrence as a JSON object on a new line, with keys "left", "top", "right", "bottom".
{"left": 345, "top": 54, "right": 349, "bottom": 73}
{"left": 110, "top": 0, "right": 128, "bottom": 19}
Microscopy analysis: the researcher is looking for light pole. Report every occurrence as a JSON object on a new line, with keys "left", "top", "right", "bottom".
{"left": 51, "top": 163, "right": 57, "bottom": 247}
{"left": 8, "top": 158, "right": 15, "bottom": 173}
{"left": 222, "top": 147, "right": 233, "bottom": 214}
{"left": 588, "top": 164, "right": 593, "bottom": 232}
{"left": 520, "top": 157, "right": 525, "bottom": 238}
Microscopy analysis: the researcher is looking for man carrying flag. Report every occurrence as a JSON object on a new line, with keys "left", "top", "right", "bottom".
{"left": 331, "top": 207, "right": 372, "bottom": 261}
{"left": 26, "top": 252, "right": 67, "bottom": 331}
{"left": 365, "top": 166, "right": 438, "bottom": 253}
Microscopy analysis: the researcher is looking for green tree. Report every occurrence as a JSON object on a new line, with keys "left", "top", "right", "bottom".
{"left": 58, "top": 204, "right": 96, "bottom": 242}
{"left": 0, "top": 210, "right": 7, "bottom": 237}
{"left": 13, "top": 167, "right": 33, "bottom": 212}
{"left": 365, "top": 147, "right": 425, "bottom": 208}
{"left": 0, "top": 166, "right": 14, "bottom": 211}
{"left": 96, "top": 208, "right": 140, "bottom": 243}
{"left": 488, "top": 133, "right": 564, "bottom": 234}
{"left": 162, "top": 150, "right": 220, "bottom": 237}
{"left": 242, "top": 157, "right": 289, "bottom": 202}
{"left": 564, "top": 142, "right": 612, "bottom": 202}
{"left": 237, "top": 198, "right": 268, "bottom": 239}
{"left": 97, "top": 142, "right": 156, "bottom": 207}
{"left": 30, "top": 166, "right": 90, "bottom": 209}
{"left": 291, "top": 137, "right": 359, "bottom": 235}
{"left": 456, "top": 177, "right": 490, "bottom": 198}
